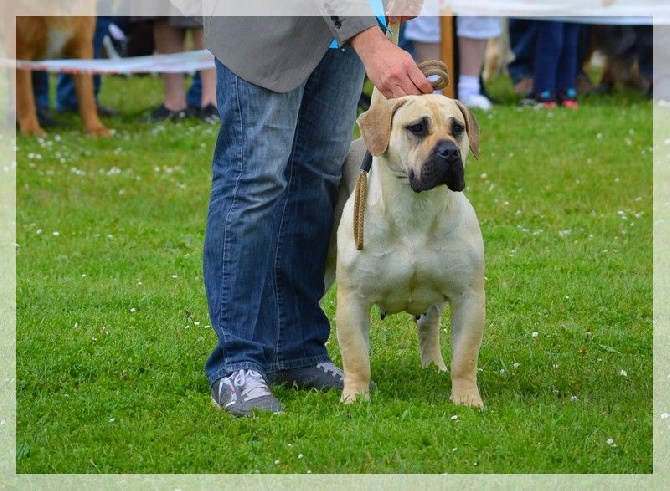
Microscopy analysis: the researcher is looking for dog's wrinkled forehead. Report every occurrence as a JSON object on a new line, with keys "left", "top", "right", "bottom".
{"left": 395, "top": 97, "right": 463, "bottom": 127}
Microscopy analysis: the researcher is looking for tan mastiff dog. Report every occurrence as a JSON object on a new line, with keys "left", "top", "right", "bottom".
{"left": 327, "top": 90, "right": 485, "bottom": 408}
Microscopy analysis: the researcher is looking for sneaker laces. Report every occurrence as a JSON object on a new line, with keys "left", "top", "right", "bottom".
{"left": 233, "top": 369, "right": 272, "bottom": 401}
{"left": 316, "top": 362, "right": 344, "bottom": 380}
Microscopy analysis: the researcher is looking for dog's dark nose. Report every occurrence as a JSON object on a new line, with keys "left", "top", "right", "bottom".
{"left": 436, "top": 140, "right": 460, "bottom": 160}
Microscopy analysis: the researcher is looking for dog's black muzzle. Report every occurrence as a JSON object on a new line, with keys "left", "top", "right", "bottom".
{"left": 408, "top": 139, "right": 466, "bottom": 193}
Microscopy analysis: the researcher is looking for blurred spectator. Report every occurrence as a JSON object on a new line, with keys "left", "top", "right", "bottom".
{"left": 31, "top": 72, "right": 66, "bottom": 128}
{"left": 456, "top": 17, "right": 501, "bottom": 110}
{"left": 126, "top": 18, "right": 155, "bottom": 58}
{"left": 533, "top": 20, "right": 581, "bottom": 108}
{"left": 405, "top": 10, "right": 501, "bottom": 110}
{"left": 141, "top": 16, "right": 218, "bottom": 123}
{"left": 507, "top": 18, "right": 537, "bottom": 99}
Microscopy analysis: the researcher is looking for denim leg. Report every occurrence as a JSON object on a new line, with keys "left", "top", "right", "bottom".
{"left": 32, "top": 72, "right": 50, "bottom": 108}
{"left": 534, "top": 21, "right": 564, "bottom": 93}
{"left": 204, "top": 59, "right": 303, "bottom": 383}
{"left": 186, "top": 72, "right": 202, "bottom": 108}
{"left": 204, "top": 49, "right": 365, "bottom": 383}
{"left": 556, "top": 23, "right": 581, "bottom": 91}
{"left": 508, "top": 18, "right": 537, "bottom": 84}
{"left": 268, "top": 47, "right": 365, "bottom": 372}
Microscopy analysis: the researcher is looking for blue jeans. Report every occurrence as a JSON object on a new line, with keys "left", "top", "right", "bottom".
{"left": 203, "top": 48, "right": 365, "bottom": 384}
{"left": 534, "top": 21, "right": 581, "bottom": 94}
{"left": 32, "top": 71, "right": 50, "bottom": 108}
{"left": 508, "top": 18, "right": 537, "bottom": 84}
{"left": 186, "top": 72, "right": 202, "bottom": 108}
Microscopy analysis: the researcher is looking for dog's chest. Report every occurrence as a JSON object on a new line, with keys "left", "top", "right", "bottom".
{"left": 42, "top": 24, "right": 77, "bottom": 59}
{"left": 364, "top": 238, "right": 472, "bottom": 315}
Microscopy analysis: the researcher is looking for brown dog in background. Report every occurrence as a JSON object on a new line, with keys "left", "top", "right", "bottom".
{"left": 15, "top": 16, "right": 110, "bottom": 136}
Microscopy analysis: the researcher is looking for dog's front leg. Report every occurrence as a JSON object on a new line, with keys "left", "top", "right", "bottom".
{"left": 336, "top": 288, "right": 372, "bottom": 403}
{"left": 417, "top": 304, "right": 448, "bottom": 371}
{"left": 449, "top": 289, "right": 485, "bottom": 408}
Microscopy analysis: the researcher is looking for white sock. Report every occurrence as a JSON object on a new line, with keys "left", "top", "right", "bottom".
{"left": 458, "top": 75, "right": 481, "bottom": 100}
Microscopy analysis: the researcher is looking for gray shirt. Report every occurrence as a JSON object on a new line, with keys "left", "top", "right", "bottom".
{"left": 204, "top": 14, "right": 378, "bottom": 92}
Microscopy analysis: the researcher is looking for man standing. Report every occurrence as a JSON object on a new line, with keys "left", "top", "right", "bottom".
{"left": 203, "top": 6, "right": 432, "bottom": 416}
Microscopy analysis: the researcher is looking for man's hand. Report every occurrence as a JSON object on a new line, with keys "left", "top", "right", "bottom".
{"left": 350, "top": 26, "right": 433, "bottom": 99}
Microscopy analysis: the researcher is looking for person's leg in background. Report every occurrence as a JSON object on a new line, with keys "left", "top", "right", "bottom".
{"left": 555, "top": 22, "right": 581, "bottom": 108}
{"left": 403, "top": 0, "right": 442, "bottom": 93}
{"left": 155, "top": 20, "right": 188, "bottom": 112}
{"left": 408, "top": 16, "right": 440, "bottom": 65}
{"left": 185, "top": 72, "right": 201, "bottom": 113}
{"left": 30, "top": 70, "right": 57, "bottom": 128}
{"left": 533, "top": 20, "right": 563, "bottom": 107}
{"left": 456, "top": 16, "right": 502, "bottom": 110}
{"left": 508, "top": 18, "right": 537, "bottom": 98}
{"left": 32, "top": 71, "right": 49, "bottom": 110}
{"left": 31, "top": 71, "right": 67, "bottom": 127}
{"left": 145, "top": 18, "right": 216, "bottom": 122}
{"left": 185, "top": 27, "right": 219, "bottom": 122}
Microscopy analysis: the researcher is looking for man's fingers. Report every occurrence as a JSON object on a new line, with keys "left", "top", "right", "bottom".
{"left": 382, "top": 67, "right": 432, "bottom": 98}
{"left": 408, "top": 65, "right": 434, "bottom": 94}
{"left": 391, "top": 85, "right": 407, "bottom": 98}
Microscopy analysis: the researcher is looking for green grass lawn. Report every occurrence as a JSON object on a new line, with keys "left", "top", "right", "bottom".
{"left": 13, "top": 73, "right": 652, "bottom": 476}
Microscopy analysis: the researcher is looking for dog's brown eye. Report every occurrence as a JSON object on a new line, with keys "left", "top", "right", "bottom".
{"left": 452, "top": 122, "right": 465, "bottom": 137}
{"left": 406, "top": 118, "right": 428, "bottom": 137}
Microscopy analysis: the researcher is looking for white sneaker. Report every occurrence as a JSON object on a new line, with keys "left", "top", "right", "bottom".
{"left": 460, "top": 94, "right": 493, "bottom": 111}
{"left": 211, "top": 369, "right": 283, "bottom": 416}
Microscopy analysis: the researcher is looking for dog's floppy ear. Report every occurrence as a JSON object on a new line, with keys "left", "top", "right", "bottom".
{"left": 455, "top": 101, "right": 480, "bottom": 160}
{"left": 357, "top": 89, "right": 407, "bottom": 156}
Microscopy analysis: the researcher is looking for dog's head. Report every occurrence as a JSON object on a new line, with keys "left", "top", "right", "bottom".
{"left": 357, "top": 91, "right": 479, "bottom": 193}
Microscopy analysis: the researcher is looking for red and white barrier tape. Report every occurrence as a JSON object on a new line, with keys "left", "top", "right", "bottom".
{"left": 2, "top": 50, "right": 215, "bottom": 75}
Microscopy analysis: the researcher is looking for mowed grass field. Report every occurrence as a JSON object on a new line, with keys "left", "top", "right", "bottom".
{"left": 13, "top": 73, "right": 652, "bottom": 477}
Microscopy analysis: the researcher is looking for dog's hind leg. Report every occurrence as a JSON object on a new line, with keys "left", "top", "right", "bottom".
{"left": 416, "top": 305, "right": 447, "bottom": 371}
{"left": 15, "top": 68, "right": 44, "bottom": 136}
{"left": 449, "top": 289, "right": 485, "bottom": 408}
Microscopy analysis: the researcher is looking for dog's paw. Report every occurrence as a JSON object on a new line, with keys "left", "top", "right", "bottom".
{"left": 421, "top": 357, "right": 447, "bottom": 372}
{"left": 19, "top": 123, "right": 46, "bottom": 137}
{"left": 450, "top": 390, "right": 484, "bottom": 408}
{"left": 340, "top": 387, "right": 371, "bottom": 404}
{"left": 86, "top": 125, "right": 112, "bottom": 138}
